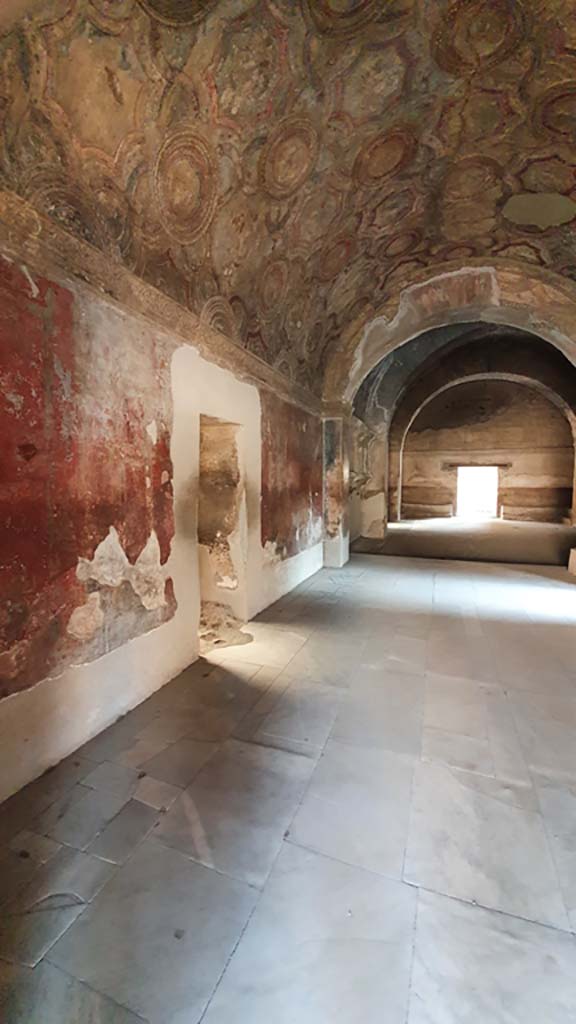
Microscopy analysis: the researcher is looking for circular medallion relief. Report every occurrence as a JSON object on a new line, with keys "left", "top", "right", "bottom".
{"left": 535, "top": 85, "right": 576, "bottom": 141}
{"left": 434, "top": 0, "right": 528, "bottom": 74}
{"left": 317, "top": 236, "right": 355, "bottom": 281}
{"left": 442, "top": 157, "right": 502, "bottom": 204}
{"left": 200, "top": 297, "right": 239, "bottom": 341}
{"left": 154, "top": 129, "right": 218, "bottom": 245}
{"left": 28, "top": 173, "right": 109, "bottom": 251}
{"left": 353, "top": 127, "right": 416, "bottom": 188}
{"left": 381, "top": 230, "right": 420, "bottom": 258}
{"left": 259, "top": 118, "right": 319, "bottom": 200}
{"left": 260, "top": 258, "right": 290, "bottom": 318}
{"left": 137, "top": 0, "right": 216, "bottom": 26}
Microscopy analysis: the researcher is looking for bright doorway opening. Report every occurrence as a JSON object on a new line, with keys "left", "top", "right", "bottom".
{"left": 456, "top": 466, "right": 499, "bottom": 519}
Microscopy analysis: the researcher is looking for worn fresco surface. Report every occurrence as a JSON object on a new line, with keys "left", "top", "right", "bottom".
{"left": 2, "top": 1, "right": 576, "bottom": 392}
{"left": 0, "top": 256, "right": 175, "bottom": 697}
{"left": 260, "top": 391, "right": 322, "bottom": 559}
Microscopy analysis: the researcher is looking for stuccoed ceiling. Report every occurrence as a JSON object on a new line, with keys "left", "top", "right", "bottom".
{"left": 2, "top": 0, "right": 576, "bottom": 393}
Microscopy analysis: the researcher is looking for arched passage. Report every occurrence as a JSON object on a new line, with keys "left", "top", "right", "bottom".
{"left": 350, "top": 321, "right": 576, "bottom": 561}
{"left": 397, "top": 378, "right": 575, "bottom": 524}
{"left": 325, "top": 264, "right": 576, "bottom": 405}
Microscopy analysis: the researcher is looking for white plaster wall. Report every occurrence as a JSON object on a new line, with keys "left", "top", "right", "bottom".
{"left": 0, "top": 344, "right": 322, "bottom": 802}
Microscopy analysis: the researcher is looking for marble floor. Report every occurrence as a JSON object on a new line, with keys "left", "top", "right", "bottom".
{"left": 2, "top": 554, "right": 576, "bottom": 1023}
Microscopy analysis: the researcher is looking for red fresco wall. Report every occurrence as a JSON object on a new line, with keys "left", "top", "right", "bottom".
{"left": 0, "top": 256, "right": 175, "bottom": 697}
{"left": 261, "top": 391, "right": 323, "bottom": 559}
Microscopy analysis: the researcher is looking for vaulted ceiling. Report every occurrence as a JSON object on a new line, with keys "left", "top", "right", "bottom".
{"left": 1, "top": 0, "right": 576, "bottom": 393}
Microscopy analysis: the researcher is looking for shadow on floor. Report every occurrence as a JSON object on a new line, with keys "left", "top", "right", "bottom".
{"left": 352, "top": 517, "right": 576, "bottom": 566}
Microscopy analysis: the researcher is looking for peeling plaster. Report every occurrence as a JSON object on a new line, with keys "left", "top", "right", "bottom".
{"left": 146, "top": 420, "right": 158, "bottom": 445}
{"left": 19, "top": 262, "right": 39, "bottom": 299}
{"left": 131, "top": 533, "right": 167, "bottom": 611}
{"left": 77, "top": 527, "right": 129, "bottom": 588}
{"left": 77, "top": 526, "right": 167, "bottom": 611}
{"left": 67, "top": 593, "right": 104, "bottom": 641}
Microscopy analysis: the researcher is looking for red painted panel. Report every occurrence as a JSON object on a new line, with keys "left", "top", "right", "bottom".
{"left": 261, "top": 391, "right": 323, "bottom": 559}
{"left": 0, "top": 257, "right": 175, "bottom": 697}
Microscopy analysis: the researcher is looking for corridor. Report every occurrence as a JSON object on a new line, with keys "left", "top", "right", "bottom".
{"left": 2, "top": 554, "right": 576, "bottom": 1022}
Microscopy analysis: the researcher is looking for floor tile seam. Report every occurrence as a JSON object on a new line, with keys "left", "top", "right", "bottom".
{"left": 141, "top": 736, "right": 223, "bottom": 797}
{"left": 283, "top": 836, "right": 416, "bottom": 889}
{"left": 61, "top": 752, "right": 230, "bottom": 900}
{"left": 109, "top": 728, "right": 221, "bottom": 773}
{"left": 227, "top": 732, "right": 323, "bottom": 763}
{"left": 41, "top": 953, "right": 151, "bottom": 1022}
{"left": 128, "top": 831, "right": 263, "bottom": 896}
{"left": 87, "top": 802, "right": 161, "bottom": 869}
{"left": 280, "top": 682, "right": 345, "bottom": 855}
{"left": 24, "top": 896, "right": 93, "bottom": 968}
{"left": 29, "top": 784, "right": 101, "bottom": 844}
{"left": 518, "top": 718, "right": 576, "bottom": 935}
{"left": 323, "top": 733, "right": 420, "bottom": 764}
{"left": 196, "top": 696, "right": 338, "bottom": 1024}
{"left": 410, "top": 882, "right": 576, "bottom": 940}
{"left": 195, "top": 877, "right": 281, "bottom": 1022}
{"left": 401, "top": 746, "right": 419, "bottom": 884}
{"left": 4, "top": 764, "right": 101, "bottom": 839}
{"left": 403, "top": 882, "right": 422, "bottom": 1024}
{"left": 221, "top": 666, "right": 292, "bottom": 739}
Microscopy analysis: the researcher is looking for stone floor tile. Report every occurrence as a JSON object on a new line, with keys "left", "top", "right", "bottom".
{"left": 0, "top": 960, "right": 145, "bottom": 1024}
{"left": 483, "top": 685, "right": 532, "bottom": 785}
{"left": 0, "top": 847, "right": 42, "bottom": 912}
{"left": 47, "top": 838, "right": 257, "bottom": 1024}
{"left": 289, "top": 739, "right": 414, "bottom": 879}
{"left": 533, "top": 770, "right": 576, "bottom": 840}
{"left": 0, "top": 847, "right": 116, "bottom": 966}
{"left": 77, "top": 719, "right": 150, "bottom": 764}
{"left": 509, "top": 692, "right": 576, "bottom": 779}
{"left": 82, "top": 761, "right": 140, "bottom": 800}
{"left": 424, "top": 673, "right": 491, "bottom": 738}
{"left": 89, "top": 799, "right": 159, "bottom": 864}
{"left": 404, "top": 759, "right": 569, "bottom": 929}
{"left": 8, "top": 830, "right": 62, "bottom": 866}
{"left": 0, "top": 756, "right": 97, "bottom": 843}
{"left": 235, "top": 673, "right": 341, "bottom": 756}
{"left": 202, "top": 843, "right": 417, "bottom": 1024}
{"left": 154, "top": 738, "right": 314, "bottom": 887}
{"left": 408, "top": 890, "right": 576, "bottom": 1023}
{"left": 422, "top": 726, "right": 495, "bottom": 774}
{"left": 112, "top": 733, "right": 173, "bottom": 769}
{"left": 332, "top": 673, "right": 423, "bottom": 756}
{"left": 34, "top": 786, "right": 128, "bottom": 850}
{"left": 133, "top": 776, "right": 182, "bottom": 811}
{"left": 140, "top": 738, "right": 217, "bottom": 788}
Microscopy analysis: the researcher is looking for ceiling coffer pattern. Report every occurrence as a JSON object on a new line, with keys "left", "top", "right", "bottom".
{"left": 1, "top": 0, "right": 576, "bottom": 391}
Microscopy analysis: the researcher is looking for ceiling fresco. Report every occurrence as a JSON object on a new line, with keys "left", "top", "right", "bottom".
{"left": 1, "top": 0, "right": 576, "bottom": 392}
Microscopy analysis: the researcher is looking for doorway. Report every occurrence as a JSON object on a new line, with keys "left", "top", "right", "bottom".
{"left": 456, "top": 466, "right": 498, "bottom": 519}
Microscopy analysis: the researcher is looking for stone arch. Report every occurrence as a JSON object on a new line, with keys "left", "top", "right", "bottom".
{"left": 391, "top": 373, "right": 576, "bottom": 522}
{"left": 322, "top": 263, "right": 576, "bottom": 405}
